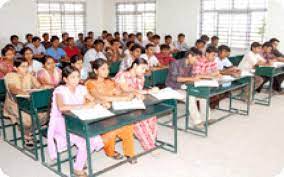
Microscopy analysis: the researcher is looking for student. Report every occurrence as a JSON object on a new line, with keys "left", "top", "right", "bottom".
{"left": 37, "top": 56, "right": 62, "bottom": 88}
{"left": 103, "top": 33, "right": 113, "bottom": 49}
{"left": 200, "top": 34, "right": 210, "bottom": 44}
{"left": 105, "top": 39, "right": 124, "bottom": 62}
{"left": 46, "top": 36, "right": 67, "bottom": 63}
{"left": 0, "top": 46, "right": 15, "bottom": 78}
{"left": 99, "top": 30, "right": 108, "bottom": 40}
{"left": 121, "top": 32, "right": 129, "bottom": 47}
{"left": 10, "top": 35, "right": 24, "bottom": 54}
{"left": 238, "top": 42, "right": 266, "bottom": 93}
{"left": 81, "top": 36, "right": 94, "bottom": 55}
{"left": 128, "top": 33, "right": 136, "bottom": 43}
{"left": 24, "top": 33, "right": 33, "bottom": 46}
{"left": 115, "top": 58, "right": 159, "bottom": 151}
{"left": 75, "top": 33, "right": 84, "bottom": 51}
{"left": 216, "top": 45, "right": 241, "bottom": 77}
{"left": 208, "top": 36, "right": 219, "bottom": 49}
{"left": 4, "top": 57, "right": 47, "bottom": 147}
{"left": 165, "top": 35, "right": 177, "bottom": 53}
{"left": 26, "top": 36, "right": 46, "bottom": 61}
{"left": 155, "top": 44, "right": 176, "bottom": 66}
{"left": 140, "top": 44, "right": 160, "bottom": 68}
{"left": 47, "top": 66, "right": 104, "bottom": 177}
{"left": 119, "top": 44, "right": 142, "bottom": 71}
{"left": 83, "top": 39, "right": 106, "bottom": 73}
{"left": 270, "top": 38, "right": 284, "bottom": 58}
{"left": 41, "top": 33, "right": 51, "bottom": 49}
{"left": 142, "top": 31, "right": 154, "bottom": 47}
{"left": 123, "top": 41, "right": 135, "bottom": 57}
{"left": 59, "top": 32, "right": 69, "bottom": 48}
{"left": 195, "top": 39, "right": 206, "bottom": 54}
{"left": 70, "top": 55, "right": 88, "bottom": 81}
{"left": 174, "top": 33, "right": 190, "bottom": 52}
{"left": 114, "top": 31, "right": 124, "bottom": 47}
{"left": 88, "top": 31, "right": 95, "bottom": 40}
{"left": 151, "top": 34, "right": 161, "bottom": 53}
{"left": 21, "top": 47, "right": 42, "bottom": 75}
{"left": 85, "top": 59, "right": 137, "bottom": 163}
{"left": 64, "top": 37, "right": 81, "bottom": 59}
{"left": 135, "top": 32, "right": 143, "bottom": 46}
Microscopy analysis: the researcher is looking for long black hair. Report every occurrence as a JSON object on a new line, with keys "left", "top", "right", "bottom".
{"left": 126, "top": 58, "right": 148, "bottom": 71}
{"left": 61, "top": 65, "right": 80, "bottom": 85}
{"left": 90, "top": 58, "right": 108, "bottom": 79}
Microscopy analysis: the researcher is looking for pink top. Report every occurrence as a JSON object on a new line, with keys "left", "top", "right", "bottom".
{"left": 37, "top": 67, "right": 62, "bottom": 86}
{"left": 114, "top": 71, "right": 145, "bottom": 90}
{"left": 0, "top": 61, "right": 14, "bottom": 79}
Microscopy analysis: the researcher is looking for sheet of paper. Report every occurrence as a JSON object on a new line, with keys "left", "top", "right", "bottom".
{"left": 71, "top": 104, "right": 114, "bottom": 121}
{"left": 112, "top": 98, "right": 145, "bottom": 110}
{"left": 218, "top": 75, "right": 236, "bottom": 82}
{"left": 194, "top": 80, "right": 219, "bottom": 87}
{"left": 273, "top": 62, "right": 284, "bottom": 68}
{"left": 16, "top": 94, "right": 30, "bottom": 98}
{"left": 151, "top": 87, "right": 185, "bottom": 100}
{"left": 241, "top": 71, "right": 254, "bottom": 77}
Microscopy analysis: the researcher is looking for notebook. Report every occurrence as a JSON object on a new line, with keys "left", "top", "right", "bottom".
{"left": 273, "top": 62, "right": 284, "bottom": 68}
{"left": 194, "top": 80, "right": 219, "bottom": 87}
{"left": 71, "top": 104, "right": 114, "bottom": 121}
{"left": 112, "top": 98, "right": 146, "bottom": 110}
{"left": 151, "top": 87, "right": 184, "bottom": 100}
{"left": 218, "top": 75, "right": 236, "bottom": 83}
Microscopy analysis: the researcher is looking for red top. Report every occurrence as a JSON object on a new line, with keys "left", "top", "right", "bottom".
{"left": 64, "top": 46, "right": 80, "bottom": 59}
{"left": 155, "top": 53, "right": 176, "bottom": 66}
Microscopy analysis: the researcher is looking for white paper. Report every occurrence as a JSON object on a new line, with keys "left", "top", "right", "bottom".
{"left": 241, "top": 71, "right": 254, "bottom": 77}
{"left": 273, "top": 62, "right": 284, "bottom": 68}
{"left": 219, "top": 75, "right": 236, "bottom": 82}
{"left": 194, "top": 80, "right": 219, "bottom": 87}
{"left": 112, "top": 98, "right": 145, "bottom": 110}
{"left": 151, "top": 87, "right": 185, "bottom": 100}
{"left": 71, "top": 104, "right": 114, "bottom": 121}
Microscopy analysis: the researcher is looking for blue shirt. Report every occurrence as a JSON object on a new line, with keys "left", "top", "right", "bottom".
{"left": 46, "top": 47, "right": 66, "bottom": 62}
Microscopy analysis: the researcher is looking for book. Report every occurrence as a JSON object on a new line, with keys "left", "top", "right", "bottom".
{"left": 194, "top": 80, "right": 219, "bottom": 87}
{"left": 151, "top": 87, "right": 184, "bottom": 100}
{"left": 112, "top": 98, "right": 146, "bottom": 110}
{"left": 71, "top": 104, "right": 114, "bottom": 121}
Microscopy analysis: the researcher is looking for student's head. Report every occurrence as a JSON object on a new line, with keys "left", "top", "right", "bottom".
{"left": 25, "top": 33, "right": 33, "bottom": 43}
{"left": 88, "top": 31, "right": 94, "bottom": 39}
{"left": 185, "top": 47, "right": 202, "bottom": 64}
{"left": 114, "top": 32, "right": 120, "bottom": 40}
{"left": 130, "top": 44, "right": 142, "bottom": 58}
{"left": 269, "top": 38, "right": 280, "bottom": 49}
{"left": 160, "top": 44, "right": 171, "bottom": 55}
{"left": 106, "top": 33, "right": 113, "bottom": 42}
{"left": 70, "top": 55, "right": 83, "bottom": 71}
{"left": 211, "top": 36, "right": 219, "bottom": 46}
{"left": 178, "top": 33, "right": 185, "bottom": 42}
{"left": 205, "top": 46, "right": 217, "bottom": 61}
{"left": 136, "top": 32, "right": 143, "bottom": 41}
{"left": 84, "top": 37, "right": 94, "bottom": 48}
{"left": 10, "top": 35, "right": 19, "bottom": 45}
{"left": 1, "top": 46, "right": 15, "bottom": 61}
{"left": 62, "top": 32, "right": 69, "bottom": 41}
{"left": 42, "top": 33, "right": 49, "bottom": 41}
{"left": 250, "top": 42, "right": 262, "bottom": 53}
{"left": 128, "top": 33, "right": 136, "bottom": 42}
{"left": 94, "top": 39, "right": 104, "bottom": 51}
{"left": 110, "top": 39, "right": 121, "bottom": 50}
{"left": 262, "top": 42, "right": 273, "bottom": 53}
{"left": 200, "top": 35, "right": 209, "bottom": 43}
{"left": 62, "top": 66, "right": 80, "bottom": 87}
{"left": 127, "top": 58, "right": 148, "bottom": 77}
{"left": 21, "top": 47, "right": 33, "bottom": 62}
{"left": 91, "top": 58, "right": 109, "bottom": 79}
{"left": 14, "top": 57, "right": 29, "bottom": 75}
{"left": 32, "top": 36, "right": 41, "bottom": 47}
{"left": 122, "top": 32, "right": 128, "bottom": 40}
{"left": 195, "top": 39, "right": 206, "bottom": 51}
{"left": 146, "top": 31, "right": 153, "bottom": 40}
{"left": 78, "top": 33, "right": 84, "bottom": 40}
{"left": 165, "top": 35, "right": 172, "bottom": 45}
{"left": 42, "top": 56, "right": 56, "bottom": 71}
{"left": 152, "top": 35, "right": 160, "bottom": 45}
{"left": 126, "top": 41, "right": 135, "bottom": 49}
{"left": 67, "top": 37, "right": 75, "bottom": 47}
{"left": 102, "top": 30, "right": 108, "bottom": 39}
{"left": 218, "top": 45, "right": 231, "bottom": 59}
{"left": 145, "top": 44, "right": 155, "bottom": 56}
{"left": 50, "top": 36, "right": 60, "bottom": 48}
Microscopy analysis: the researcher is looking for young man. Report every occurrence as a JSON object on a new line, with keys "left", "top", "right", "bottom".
{"left": 174, "top": 33, "right": 190, "bottom": 52}
{"left": 114, "top": 32, "right": 124, "bottom": 47}
{"left": 135, "top": 32, "right": 143, "bottom": 46}
{"left": 41, "top": 33, "right": 51, "bottom": 49}
{"left": 270, "top": 38, "right": 284, "bottom": 58}
{"left": 10, "top": 35, "right": 24, "bottom": 54}
{"left": 81, "top": 36, "right": 94, "bottom": 55}
{"left": 83, "top": 39, "right": 106, "bottom": 73}
{"left": 208, "top": 36, "right": 219, "bottom": 49}
{"left": 64, "top": 37, "right": 81, "bottom": 59}
{"left": 200, "top": 34, "right": 210, "bottom": 45}
{"left": 26, "top": 36, "right": 46, "bottom": 61}
{"left": 103, "top": 33, "right": 113, "bottom": 49}
{"left": 216, "top": 45, "right": 240, "bottom": 77}
{"left": 59, "top": 32, "right": 69, "bottom": 48}
{"left": 128, "top": 33, "right": 136, "bottom": 43}
{"left": 88, "top": 31, "right": 95, "bottom": 40}
{"left": 75, "top": 33, "right": 84, "bottom": 51}
{"left": 119, "top": 44, "right": 142, "bottom": 71}
{"left": 24, "top": 33, "right": 33, "bottom": 46}
{"left": 140, "top": 44, "right": 160, "bottom": 68}
{"left": 46, "top": 36, "right": 67, "bottom": 63}
{"left": 195, "top": 39, "right": 206, "bottom": 54}
{"left": 165, "top": 35, "right": 177, "bottom": 53}
{"left": 142, "top": 31, "right": 154, "bottom": 47}
{"left": 121, "top": 32, "right": 129, "bottom": 47}
{"left": 155, "top": 44, "right": 176, "bottom": 66}
{"left": 152, "top": 34, "right": 161, "bottom": 53}
{"left": 105, "top": 39, "right": 124, "bottom": 62}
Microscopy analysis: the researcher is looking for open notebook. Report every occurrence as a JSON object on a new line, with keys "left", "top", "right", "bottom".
{"left": 112, "top": 98, "right": 146, "bottom": 110}
{"left": 194, "top": 80, "right": 219, "bottom": 87}
{"left": 151, "top": 87, "right": 184, "bottom": 100}
{"left": 71, "top": 104, "right": 114, "bottom": 121}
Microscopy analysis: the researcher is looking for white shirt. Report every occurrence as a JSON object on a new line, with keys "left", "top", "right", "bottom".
{"left": 153, "top": 45, "right": 160, "bottom": 53}
{"left": 215, "top": 57, "right": 233, "bottom": 70}
{"left": 119, "top": 55, "right": 133, "bottom": 71}
{"left": 142, "top": 39, "right": 152, "bottom": 48}
{"left": 174, "top": 41, "right": 190, "bottom": 52}
{"left": 238, "top": 51, "right": 265, "bottom": 72}
{"left": 140, "top": 54, "right": 159, "bottom": 67}
{"left": 83, "top": 49, "right": 106, "bottom": 72}
{"left": 26, "top": 43, "right": 46, "bottom": 55}
{"left": 28, "top": 60, "right": 43, "bottom": 75}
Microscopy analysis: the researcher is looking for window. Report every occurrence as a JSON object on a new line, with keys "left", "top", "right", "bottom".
{"left": 37, "top": 0, "right": 86, "bottom": 38}
{"left": 116, "top": 1, "right": 156, "bottom": 35}
{"left": 200, "top": 0, "right": 267, "bottom": 49}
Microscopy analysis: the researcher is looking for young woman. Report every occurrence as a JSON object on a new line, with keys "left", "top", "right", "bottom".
{"left": 0, "top": 46, "right": 15, "bottom": 79}
{"left": 85, "top": 58, "right": 137, "bottom": 163}
{"left": 21, "top": 47, "right": 42, "bottom": 76}
{"left": 47, "top": 66, "right": 104, "bottom": 177}
{"left": 114, "top": 58, "right": 159, "bottom": 151}
{"left": 4, "top": 57, "right": 48, "bottom": 146}
{"left": 37, "top": 56, "right": 62, "bottom": 88}
{"left": 70, "top": 55, "right": 88, "bottom": 81}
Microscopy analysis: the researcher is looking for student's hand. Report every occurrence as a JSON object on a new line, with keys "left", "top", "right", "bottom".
{"left": 135, "top": 93, "right": 145, "bottom": 100}
{"left": 101, "top": 102, "right": 111, "bottom": 109}
{"left": 149, "top": 87, "right": 160, "bottom": 94}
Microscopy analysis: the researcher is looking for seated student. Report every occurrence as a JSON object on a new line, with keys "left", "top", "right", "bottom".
{"left": 216, "top": 45, "right": 241, "bottom": 77}
{"left": 24, "top": 33, "right": 33, "bottom": 46}
{"left": 85, "top": 59, "right": 137, "bottom": 163}
{"left": 165, "top": 35, "right": 177, "bottom": 53}
{"left": 121, "top": 32, "right": 129, "bottom": 47}
{"left": 207, "top": 36, "right": 219, "bottom": 49}
{"left": 113, "top": 32, "right": 124, "bottom": 48}
{"left": 99, "top": 30, "right": 108, "bottom": 40}
{"left": 140, "top": 44, "right": 160, "bottom": 68}
{"left": 270, "top": 38, "right": 284, "bottom": 58}
{"left": 87, "top": 31, "right": 95, "bottom": 40}
{"left": 115, "top": 58, "right": 159, "bottom": 151}
{"left": 123, "top": 41, "right": 135, "bottom": 57}
{"left": 195, "top": 39, "right": 206, "bottom": 54}
{"left": 70, "top": 55, "right": 88, "bottom": 81}
{"left": 200, "top": 34, "right": 210, "bottom": 45}
{"left": 46, "top": 36, "right": 67, "bottom": 63}
{"left": 119, "top": 44, "right": 142, "bottom": 71}
{"left": 10, "top": 35, "right": 24, "bottom": 54}
{"left": 83, "top": 39, "right": 106, "bottom": 74}
{"left": 21, "top": 47, "right": 42, "bottom": 76}
{"left": 64, "top": 37, "right": 81, "bottom": 60}
{"left": 174, "top": 33, "right": 190, "bottom": 52}
{"left": 238, "top": 42, "right": 266, "bottom": 94}
{"left": 142, "top": 31, "right": 154, "bottom": 47}
{"left": 128, "top": 33, "right": 136, "bottom": 43}
{"left": 26, "top": 36, "right": 46, "bottom": 61}
{"left": 59, "top": 32, "right": 69, "bottom": 49}
{"left": 47, "top": 66, "right": 104, "bottom": 177}
{"left": 155, "top": 44, "right": 176, "bottom": 66}
{"left": 75, "top": 33, "right": 84, "bottom": 51}
{"left": 152, "top": 35, "right": 161, "bottom": 53}
{"left": 81, "top": 36, "right": 94, "bottom": 55}
{"left": 37, "top": 56, "right": 62, "bottom": 88}
{"left": 105, "top": 39, "right": 124, "bottom": 62}
{"left": 4, "top": 57, "right": 48, "bottom": 147}
{"left": 135, "top": 32, "right": 143, "bottom": 46}
{"left": 103, "top": 33, "right": 113, "bottom": 49}
{"left": 0, "top": 46, "right": 15, "bottom": 79}
{"left": 41, "top": 33, "right": 51, "bottom": 49}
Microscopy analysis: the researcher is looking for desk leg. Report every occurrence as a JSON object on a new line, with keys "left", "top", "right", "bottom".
{"left": 85, "top": 135, "right": 94, "bottom": 177}
{"left": 229, "top": 92, "right": 232, "bottom": 112}
{"left": 66, "top": 131, "right": 74, "bottom": 177}
{"left": 173, "top": 106, "right": 178, "bottom": 153}
{"left": 247, "top": 80, "right": 251, "bottom": 115}
{"left": 185, "top": 91, "right": 189, "bottom": 130}
{"left": 268, "top": 76, "right": 273, "bottom": 106}
{"left": 205, "top": 98, "right": 209, "bottom": 137}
